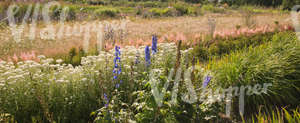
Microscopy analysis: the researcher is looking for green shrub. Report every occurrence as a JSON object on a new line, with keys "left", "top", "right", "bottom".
{"left": 192, "top": 43, "right": 209, "bottom": 61}
{"left": 94, "top": 8, "right": 120, "bottom": 18}
{"left": 88, "top": 0, "right": 106, "bottom": 5}
{"left": 174, "top": 4, "right": 189, "bottom": 16}
{"left": 141, "top": 1, "right": 160, "bottom": 8}
{"left": 162, "top": 8, "right": 178, "bottom": 16}
{"left": 187, "top": 7, "right": 196, "bottom": 15}
{"left": 148, "top": 7, "right": 187, "bottom": 17}
{"left": 202, "top": 4, "right": 215, "bottom": 11}
{"left": 202, "top": 4, "right": 225, "bottom": 13}
{"left": 61, "top": 47, "right": 86, "bottom": 66}
{"left": 141, "top": 10, "right": 153, "bottom": 18}
{"left": 149, "top": 8, "right": 163, "bottom": 17}
{"left": 5, "top": 4, "right": 36, "bottom": 23}
{"left": 51, "top": 6, "right": 77, "bottom": 21}
{"left": 136, "top": 1, "right": 168, "bottom": 8}
{"left": 136, "top": 6, "right": 143, "bottom": 15}
{"left": 66, "top": 6, "right": 77, "bottom": 20}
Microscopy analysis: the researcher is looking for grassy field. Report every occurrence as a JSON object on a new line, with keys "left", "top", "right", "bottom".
{"left": 0, "top": 12, "right": 292, "bottom": 57}
{"left": 0, "top": 1, "right": 299, "bottom": 123}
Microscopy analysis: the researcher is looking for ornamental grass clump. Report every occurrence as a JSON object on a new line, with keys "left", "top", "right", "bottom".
{"left": 205, "top": 32, "right": 300, "bottom": 118}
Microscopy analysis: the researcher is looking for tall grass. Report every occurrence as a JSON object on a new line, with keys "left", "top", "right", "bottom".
{"left": 206, "top": 31, "right": 300, "bottom": 118}
{"left": 245, "top": 108, "right": 300, "bottom": 123}
{"left": 192, "top": 31, "right": 277, "bottom": 62}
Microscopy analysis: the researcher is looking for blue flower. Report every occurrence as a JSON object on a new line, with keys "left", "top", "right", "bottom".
{"left": 202, "top": 76, "right": 212, "bottom": 88}
{"left": 115, "top": 46, "right": 121, "bottom": 55}
{"left": 104, "top": 93, "right": 109, "bottom": 107}
{"left": 115, "top": 83, "right": 120, "bottom": 88}
{"left": 145, "top": 46, "right": 151, "bottom": 66}
{"left": 117, "top": 68, "right": 121, "bottom": 74}
{"left": 114, "top": 57, "right": 120, "bottom": 65}
{"left": 113, "top": 46, "right": 122, "bottom": 88}
{"left": 152, "top": 35, "right": 157, "bottom": 54}
{"left": 113, "top": 76, "right": 117, "bottom": 80}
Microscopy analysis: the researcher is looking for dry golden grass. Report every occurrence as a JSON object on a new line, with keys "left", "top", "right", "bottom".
{"left": 0, "top": 12, "right": 293, "bottom": 58}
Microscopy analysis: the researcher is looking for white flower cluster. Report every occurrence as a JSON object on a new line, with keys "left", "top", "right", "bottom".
{"left": 0, "top": 43, "right": 186, "bottom": 88}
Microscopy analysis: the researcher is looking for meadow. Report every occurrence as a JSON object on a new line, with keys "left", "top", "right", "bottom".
{"left": 0, "top": 0, "right": 300, "bottom": 123}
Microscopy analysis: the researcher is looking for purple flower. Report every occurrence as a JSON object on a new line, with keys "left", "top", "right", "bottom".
{"left": 113, "top": 76, "right": 117, "bottom": 80}
{"left": 113, "top": 46, "right": 122, "bottom": 88}
{"left": 115, "top": 83, "right": 120, "bottom": 88}
{"left": 145, "top": 46, "right": 151, "bottom": 66}
{"left": 113, "top": 46, "right": 121, "bottom": 80}
{"left": 152, "top": 35, "right": 157, "bottom": 54}
{"left": 104, "top": 93, "right": 109, "bottom": 107}
{"left": 202, "top": 76, "right": 212, "bottom": 88}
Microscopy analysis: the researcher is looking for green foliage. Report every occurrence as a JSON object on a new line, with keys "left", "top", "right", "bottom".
{"left": 57, "top": 47, "right": 88, "bottom": 66}
{"left": 0, "top": 65, "right": 102, "bottom": 122}
{"left": 64, "top": 0, "right": 300, "bottom": 8}
{"left": 87, "top": 0, "right": 107, "bottom": 5}
{"left": 174, "top": 3, "right": 189, "bottom": 16}
{"left": 245, "top": 108, "right": 300, "bottom": 123}
{"left": 94, "top": 7, "right": 120, "bottom": 18}
{"left": 149, "top": 8, "right": 178, "bottom": 17}
{"left": 192, "top": 32, "right": 276, "bottom": 62}
{"left": 146, "top": 5, "right": 201, "bottom": 17}
{"left": 206, "top": 32, "right": 300, "bottom": 117}
{"left": 50, "top": 5, "right": 77, "bottom": 21}
{"left": 202, "top": 4, "right": 225, "bottom": 13}
{"left": 3, "top": 0, "right": 292, "bottom": 22}
{"left": 187, "top": 7, "right": 198, "bottom": 15}
{"left": 139, "top": 1, "right": 166, "bottom": 8}
{"left": 148, "top": 8, "right": 163, "bottom": 17}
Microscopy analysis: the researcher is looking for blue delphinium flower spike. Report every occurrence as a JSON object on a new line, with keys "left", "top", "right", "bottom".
{"left": 113, "top": 46, "right": 122, "bottom": 88}
{"left": 145, "top": 46, "right": 151, "bottom": 66}
{"left": 202, "top": 76, "right": 212, "bottom": 88}
{"left": 152, "top": 35, "right": 157, "bottom": 54}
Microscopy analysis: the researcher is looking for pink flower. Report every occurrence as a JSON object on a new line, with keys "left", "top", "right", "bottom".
{"left": 176, "top": 32, "right": 186, "bottom": 41}
{"left": 105, "top": 43, "right": 113, "bottom": 51}
{"left": 12, "top": 54, "right": 18, "bottom": 63}
{"left": 7, "top": 57, "right": 12, "bottom": 62}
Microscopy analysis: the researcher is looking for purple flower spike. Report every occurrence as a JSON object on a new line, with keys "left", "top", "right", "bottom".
{"left": 145, "top": 46, "right": 151, "bottom": 66}
{"left": 202, "top": 76, "right": 212, "bottom": 88}
{"left": 152, "top": 35, "right": 157, "bottom": 54}
{"left": 113, "top": 45, "right": 122, "bottom": 87}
